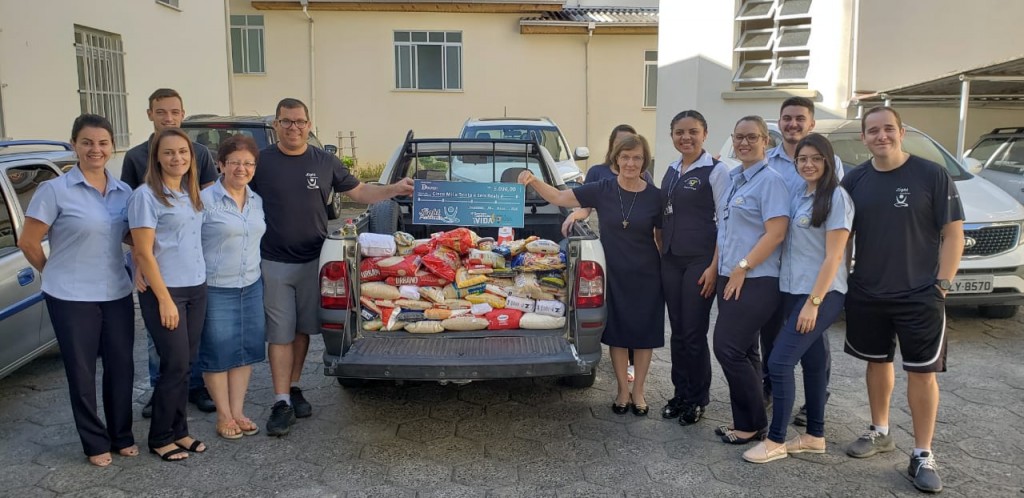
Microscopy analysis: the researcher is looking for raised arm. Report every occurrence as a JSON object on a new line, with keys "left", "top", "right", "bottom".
{"left": 517, "top": 170, "right": 580, "bottom": 208}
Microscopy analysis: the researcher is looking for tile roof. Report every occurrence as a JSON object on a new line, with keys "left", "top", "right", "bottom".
{"left": 521, "top": 7, "right": 658, "bottom": 25}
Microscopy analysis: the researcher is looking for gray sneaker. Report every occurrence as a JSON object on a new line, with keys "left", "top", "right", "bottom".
{"left": 846, "top": 425, "right": 896, "bottom": 458}
{"left": 909, "top": 451, "right": 943, "bottom": 493}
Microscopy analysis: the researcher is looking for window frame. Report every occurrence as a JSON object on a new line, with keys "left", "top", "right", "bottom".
{"left": 773, "top": 55, "right": 811, "bottom": 84}
{"left": 155, "top": 0, "right": 181, "bottom": 10}
{"left": 735, "top": 60, "right": 775, "bottom": 83}
{"left": 643, "top": 50, "right": 658, "bottom": 109}
{"left": 230, "top": 15, "right": 266, "bottom": 75}
{"left": 732, "top": 0, "right": 812, "bottom": 88}
{"left": 734, "top": 28, "right": 775, "bottom": 52}
{"left": 0, "top": 83, "right": 7, "bottom": 139}
{"left": 74, "top": 25, "right": 130, "bottom": 149}
{"left": 736, "top": 0, "right": 776, "bottom": 21}
{"left": 393, "top": 30, "right": 463, "bottom": 91}
{"left": 774, "top": 24, "right": 811, "bottom": 52}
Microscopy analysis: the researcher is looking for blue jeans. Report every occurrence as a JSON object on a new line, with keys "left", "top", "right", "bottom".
{"left": 148, "top": 335, "right": 205, "bottom": 390}
{"left": 766, "top": 291, "right": 843, "bottom": 443}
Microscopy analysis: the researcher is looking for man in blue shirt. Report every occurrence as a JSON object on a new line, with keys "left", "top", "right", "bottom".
{"left": 121, "top": 88, "right": 219, "bottom": 417}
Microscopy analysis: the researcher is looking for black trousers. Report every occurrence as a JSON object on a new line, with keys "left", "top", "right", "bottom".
{"left": 713, "top": 276, "right": 780, "bottom": 432}
{"left": 138, "top": 284, "right": 207, "bottom": 448}
{"left": 760, "top": 301, "right": 786, "bottom": 396}
{"left": 662, "top": 253, "right": 714, "bottom": 406}
{"left": 45, "top": 293, "right": 135, "bottom": 457}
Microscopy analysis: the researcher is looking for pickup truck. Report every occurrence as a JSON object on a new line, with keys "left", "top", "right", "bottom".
{"left": 318, "top": 134, "right": 607, "bottom": 387}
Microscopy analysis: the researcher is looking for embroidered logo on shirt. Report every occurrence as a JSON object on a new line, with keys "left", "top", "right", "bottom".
{"left": 733, "top": 196, "right": 745, "bottom": 206}
{"left": 306, "top": 173, "right": 319, "bottom": 190}
{"left": 797, "top": 215, "right": 810, "bottom": 227}
{"left": 684, "top": 177, "right": 701, "bottom": 190}
{"left": 894, "top": 187, "right": 910, "bottom": 208}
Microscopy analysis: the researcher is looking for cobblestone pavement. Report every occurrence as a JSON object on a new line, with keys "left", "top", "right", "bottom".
{"left": 1, "top": 300, "right": 1022, "bottom": 498}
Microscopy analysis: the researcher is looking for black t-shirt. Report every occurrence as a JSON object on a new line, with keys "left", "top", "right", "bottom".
{"left": 251, "top": 145, "right": 361, "bottom": 263}
{"left": 120, "top": 134, "right": 219, "bottom": 188}
{"left": 842, "top": 155, "right": 964, "bottom": 298}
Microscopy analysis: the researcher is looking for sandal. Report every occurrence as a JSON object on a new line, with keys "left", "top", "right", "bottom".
{"left": 235, "top": 418, "right": 260, "bottom": 436}
{"left": 116, "top": 445, "right": 139, "bottom": 457}
{"left": 175, "top": 437, "right": 207, "bottom": 453}
{"left": 150, "top": 446, "right": 188, "bottom": 462}
{"left": 87, "top": 452, "right": 113, "bottom": 467}
{"left": 721, "top": 428, "right": 767, "bottom": 445}
{"left": 217, "top": 420, "right": 243, "bottom": 440}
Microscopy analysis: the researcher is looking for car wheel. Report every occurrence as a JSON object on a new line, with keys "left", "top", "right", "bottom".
{"left": 368, "top": 200, "right": 401, "bottom": 234}
{"left": 560, "top": 368, "right": 596, "bottom": 388}
{"left": 979, "top": 304, "right": 1018, "bottom": 319}
{"left": 327, "top": 190, "right": 344, "bottom": 220}
{"left": 336, "top": 377, "right": 368, "bottom": 388}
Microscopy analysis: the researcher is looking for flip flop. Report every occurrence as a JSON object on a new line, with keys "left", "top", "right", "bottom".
{"left": 217, "top": 421, "right": 243, "bottom": 440}
{"left": 150, "top": 446, "right": 188, "bottom": 461}
{"left": 235, "top": 418, "right": 260, "bottom": 436}
{"left": 175, "top": 438, "right": 207, "bottom": 453}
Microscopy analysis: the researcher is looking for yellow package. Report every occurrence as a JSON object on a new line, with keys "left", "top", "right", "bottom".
{"left": 455, "top": 268, "right": 488, "bottom": 289}
{"left": 466, "top": 293, "right": 506, "bottom": 308}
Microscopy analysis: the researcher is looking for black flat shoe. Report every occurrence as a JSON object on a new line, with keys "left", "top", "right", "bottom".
{"left": 661, "top": 397, "right": 684, "bottom": 419}
{"left": 714, "top": 424, "right": 734, "bottom": 437}
{"left": 611, "top": 395, "right": 632, "bottom": 415}
{"left": 632, "top": 402, "right": 649, "bottom": 417}
{"left": 720, "top": 428, "right": 767, "bottom": 445}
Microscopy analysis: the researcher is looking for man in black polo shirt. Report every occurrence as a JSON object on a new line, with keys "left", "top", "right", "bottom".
{"left": 252, "top": 98, "right": 413, "bottom": 436}
{"left": 841, "top": 106, "right": 964, "bottom": 494}
{"left": 121, "top": 88, "right": 219, "bottom": 418}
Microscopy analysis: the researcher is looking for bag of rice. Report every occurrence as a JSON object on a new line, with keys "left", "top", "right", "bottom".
{"left": 422, "top": 245, "right": 460, "bottom": 281}
{"left": 398, "top": 285, "right": 420, "bottom": 300}
{"left": 361, "top": 282, "right": 401, "bottom": 300}
{"left": 394, "top": 299, "right": 433, "bottom": 310}
{"left": 505, "top": 295, "right": 536, "bottom": 313}
{"left": 485, "top": 309, "right": 523, "bottom": 330}
{"left": 466, "top": 293, "right": 505, "bottom": 308}
{"left": 440, "top": 299, "right": 472, "bottom": 310}
{"left": 418, "top": 286, "right": 445, "bottom": 304}
{"left": 535, "top": 299, "right": 566, "bottom": 317}
{"left": 519, "top": 313, "right": 566, "bottom": 329}
{"left": 441, "top": 316, "right": 489, "bottom": 331}
{"left": 437, "top": 227, "right": 479, "bottom": 254}
{"left": 405, "top": 321, "right": 445, "bottom": 334}
{"left": 526, "top": 239, "right": 560, "bottom": 254}
{"left": 424, "top": 308, "right": 452, "bottom": 320}
{"left": 359, "top": 257, "right": 386, "bottom": 282}
{"left": 470, "top": 302, "right": 493, "bottom": 315}
{"left": 377, "top": 255, "right": 422, "bottom": 278}
{"left": 363, "top": 320, "right": 383, "bottom": 331}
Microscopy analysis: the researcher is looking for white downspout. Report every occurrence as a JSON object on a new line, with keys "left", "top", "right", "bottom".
{"left": 223, "top": 0, "right": 235, "bottom": 115}
{"left": 584, "top": 22, "right": 594, "bottom": 164}
{"left": 301, "top": 0, "right": 316, "bottom": 133}
{"left": 848, "top": 0, "right": 860, "bottom": 109}
{"left": 956, "top": 76, "right": 971, "bottom": 163}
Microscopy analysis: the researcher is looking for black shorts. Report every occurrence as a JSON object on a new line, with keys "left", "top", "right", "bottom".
{"left": 843, "top": 285, "right": 947, "bottom": 373}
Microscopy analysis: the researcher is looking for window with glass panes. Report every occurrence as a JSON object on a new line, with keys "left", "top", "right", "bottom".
{"left": 644, "top": 51, "right": 658, "bottom": 108}
{"left": 74, "top": 26, "right": 130, "bottom": 147}
{"left": 733, "top": 0, "right": 811, "bottom": 88}
{"left": 156, "top": 0, "right": 180, "bottom": 9}
{"left": 230, "top": 15, "right": 266, "bottom": 74}
{"left": 394, "top": 31, "right": 462, "bottom": 91}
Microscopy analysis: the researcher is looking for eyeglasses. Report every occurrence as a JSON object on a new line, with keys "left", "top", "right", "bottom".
{"left": 731, "top": 133, "right": 763, "bottom": 144}
{"left": 224, "top": 160, "right": 256, "bottom": 168}
{"left": 796, "top": 155, "right": 825, "bottom": 165}
{"left": 277, "top": 119, "right": 309, "bottom": 129}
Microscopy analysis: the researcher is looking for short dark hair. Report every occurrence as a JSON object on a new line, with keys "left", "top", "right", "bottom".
{"left": 604, "top": 124, "right": 637, "bottom": 164}
{"left": 669, "top": 110, "right": 708, "bottom": 133}
{"left": 217, "top": 134, "right": 260, "bottom": 164}
{"left": 148, "top": 88, "right": 183, "bottom": 109}
{"left": 780, "top": 96, "right": 815, "bottom": 117}
{"left": 794, "top": 133, "right": 840, "bottom": 228}
{"left": 861, "top": 106, "right": 903, "bottom": 132}
{"left": 70, "top": 114, "right": 115, "bottom": 148}
{"left": 275, "top": 98, "right": 309, "bottom": 120}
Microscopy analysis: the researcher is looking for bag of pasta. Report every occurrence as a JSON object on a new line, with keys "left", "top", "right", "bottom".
{"left": 437, "top": 227, "right": 479, "bottom": 255}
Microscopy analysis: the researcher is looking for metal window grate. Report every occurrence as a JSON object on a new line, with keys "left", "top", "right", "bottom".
{"left": 74, "top": 26, "right": 130, "bottom": 148}
{"left": 963, "top": 224, "right": 1021, "bottom": 257}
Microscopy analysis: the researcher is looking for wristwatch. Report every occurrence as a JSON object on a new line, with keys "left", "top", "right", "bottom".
{"left": 936, "top": 279, "right": 953, "bottom": 291}
{"left": 809, "top": 295, "right": 822, "bottom": 306}
{"left": 738, "top": 258, "right": 751, "bottom": 271}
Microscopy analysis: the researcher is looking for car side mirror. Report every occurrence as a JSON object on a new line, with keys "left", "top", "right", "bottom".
{"left": 573, "top": 147, "right": 590, "bottom": 161}
{"left": 963, "top": 156, "right": 983, "bottom": 175}
{"left": 324, "top": 144, "right": 339, "bottom": 155}
{"left": 564, "top": 181, "right": 583, "bottom": 189}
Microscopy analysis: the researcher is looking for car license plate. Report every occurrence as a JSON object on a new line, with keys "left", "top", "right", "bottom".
{"left": 950, "top": 276, "right": 993, "bottom": 294}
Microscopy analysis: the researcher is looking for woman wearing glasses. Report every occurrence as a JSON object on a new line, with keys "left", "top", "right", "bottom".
{"left": 199, "top": 135, "right": 267, "bottom": 440}
{"left": 713, "top": 116, "right": 790, "bottom": 445}
{"left": 743, "top": 133, "right": 853, "bottom": 463}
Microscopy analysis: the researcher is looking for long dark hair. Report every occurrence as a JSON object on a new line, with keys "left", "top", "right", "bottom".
{"left": 603, "top": 124, "right": 637, "bottom": 164}
{"left": 795, "top": 133, "right": 839, "bottom": 227}
{"left": 146, "top": 128, "right": 203, "bottom": 211}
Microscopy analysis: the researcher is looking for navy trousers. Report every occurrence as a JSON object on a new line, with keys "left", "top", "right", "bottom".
{"left": 662, "top": 253, "right": 714, "bottom": 406}
{"left": 713, "top": 276, "right": 780, "bottom": 432}
{"left": 45, "top": 294, "right": 135, "bottom": 456}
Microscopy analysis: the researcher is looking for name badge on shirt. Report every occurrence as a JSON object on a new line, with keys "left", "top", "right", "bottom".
{"left": 664, "top": 203, "right": 674, "bottom": 216}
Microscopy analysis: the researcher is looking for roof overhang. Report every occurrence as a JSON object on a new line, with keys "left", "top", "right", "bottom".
{"left": 520, "top": 7, "right": 658, "bottom": 35}
{"left": 251, "top": 1, "right": 564, "bottom": 13}
{"left": 854, "top": 54, "right": 1024, "bottom": 107}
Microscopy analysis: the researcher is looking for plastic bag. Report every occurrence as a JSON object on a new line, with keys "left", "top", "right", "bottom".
{"left": 468, "top": 249, "right": 506, "bottom": 269}
{"left": 386, "top": 272, "right": 449, "bottom": 287}
{"left": 520, "top": 313, "right": 566, "bottom": 330}
{"left": 535, "top": 299, "right": 566, "bottom": 317}
{"left": 361, "top": 282, "right": 401, "bottom": 300}
{"left": 377, "top": 255, "right": 422, "bottom": 278}
{"left": 505, "top": 295, "right": 536, "bottom": 313}
{"left": 485, "top": 309, "right": 523, "bottom": 330}
{"left": 441, "top": 316, "right": 489, "bottom": 331}
{"left": 405, "top": 321, "right": 445, "bottom": 334}
{"left": 398, "top": 285, "right": 420, "bottom": 300}
{"left": 437, "top": 227, "right": 479, "bottom": 254}
{"left": 511, "top": 251, "right": 566, "bottom": 272}
{"left": 455, "top": 267, "right": 488, "bottom": 289}
{"left": 422, "top": 245, "right": 461, "bottom": 281}
{"left": 359, "top": 257, "right": 386, "bottom": 282}
{"left": 466, "top": 293, "right": 506, "bottom": 308}
{"left": 394, "top": 299, "right": 433, "bottom": 310}
{"left": 358, "top": 233, "right": 397, "bottom": 257}
{"left": 419, "top": 286, "right": 445, "bottom": 304}
{"left": 526, "top": 239, "right": 560, "bottom": 254}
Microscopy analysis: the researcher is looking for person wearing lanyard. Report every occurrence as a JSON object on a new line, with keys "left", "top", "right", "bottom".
{"left": 762, "top": 96, "right": 846, "bottom": 422}
{"left": 713, "top": 116, "right": 790, "bottom": 444}
{"left": 129, "top": 128, "right": 208, "bottom": 461}
{"left": 743, "top": 133, "right": 853, "bottom": 463}
{"left": 657, "top": 110, "right": 729, "bottom": 426}
{"left": 18, "top": 114, "right": 137, "bottom": 467}
{"left": 199, "top": 135, "right": 267, "bottom": 440}
{"left": 518, "top": 134, "right": 664, "bottom": 416}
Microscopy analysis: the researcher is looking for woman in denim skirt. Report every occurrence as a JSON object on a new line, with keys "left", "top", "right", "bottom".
{"left": 199, "top": 135, "right": 267, "bottom": 439}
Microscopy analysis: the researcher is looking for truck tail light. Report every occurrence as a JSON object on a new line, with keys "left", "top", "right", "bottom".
{"left": 320, "top": 261, "right": 349, "bottom": 310}
{"left": 575, "top": 261, "right": 604, "bottom": 309}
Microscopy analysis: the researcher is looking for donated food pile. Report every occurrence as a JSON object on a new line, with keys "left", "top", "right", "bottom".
{"left": 358, "top": 227, "right": 568, "bottom": 333}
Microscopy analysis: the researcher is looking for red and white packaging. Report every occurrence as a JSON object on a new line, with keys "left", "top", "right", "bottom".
{"left": 497, "top": 226, "right": 514, "bottom": 245}
{"left": 359, "top": 257, "right": 386, "bottom": 282}
{"left": 485, "top": 309, "right": 523, "bottom": 330}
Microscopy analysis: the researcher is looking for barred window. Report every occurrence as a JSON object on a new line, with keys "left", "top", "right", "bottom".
{"left": 733, "top": 0, "right": 812, "bottom": 88}
{"left": 394, "top": 31, "right": 462, "bottom": 91}
{"left": 74, "top": 26, "right": 130, "bottom": 148}
{"left": 231, "top": 15, "right": 266, "bottom": 74}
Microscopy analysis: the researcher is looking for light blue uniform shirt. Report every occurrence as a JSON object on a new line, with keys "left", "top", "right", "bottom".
{"left": 665, "top": 151, "right": 732, "bottom": 210}
{"left": 780, "top": 186, "right": 855, "bottom": 295}
{"left": 717, "top": 160, "right": 791, "bottom": 278}
{"left": 766, "top": 145, "right": 845, "bottom": 198}
{"left": 200, "top": 180, "right": 266, "bottom": 288}
{"left": 25, "top": 166, "right": 133, "bottom": 301}
{"left": 127, "top": 184, "right": 206, "bottom": 288}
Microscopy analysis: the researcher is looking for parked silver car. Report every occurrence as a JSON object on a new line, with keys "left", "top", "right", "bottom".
{"left": 965, "top": 127, "right": 1024, "bottom": 205}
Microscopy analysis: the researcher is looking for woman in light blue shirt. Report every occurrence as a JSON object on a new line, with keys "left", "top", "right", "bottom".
{"left": 19, "top": 114, "right": 136, "bottom": 467}
{"left": 713, "top": 116, "right": 790, "bottom": 445}
{"left": 128, "top": 128, "right": 207, "bottom": 462}
{"left": 743, "top": 133, "right": 853, "bottom": 464}
{"left": 199, "top": 135, "right": 267, "bottom": 440}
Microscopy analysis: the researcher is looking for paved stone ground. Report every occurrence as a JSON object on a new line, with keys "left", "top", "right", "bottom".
{"left": 1, "top": 299, "right": 1022, "bottom": 497}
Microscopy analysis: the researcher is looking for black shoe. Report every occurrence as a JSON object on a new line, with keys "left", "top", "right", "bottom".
{"left": 188, "top": 387, "right": 216, "bottom": 413}
{"left": 266, "top": 401, "right": 296, "bottom": 436}
{"left": 290, "top": 387, "right": 312, "bottom": 419}
{"left": 793, "top": 404, "right": 808, "bottom": 426}
{"left": 142, "top": 395, "right": 154, "bottom": 419}
{"left": 661, "top": 397, "right": 684, "bottom": 419}
{"left": 909, "top": 451, "right": 943, "bottom": 493}
{"left": 632, "top": 401, "right": 649, "bottom": 417}
{"left": 679, "top": 404, "right": 705, "bottom": 425}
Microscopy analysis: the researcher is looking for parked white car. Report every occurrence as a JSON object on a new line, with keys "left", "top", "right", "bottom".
{"left": 719, "top": 119, "right": 1024, "bottom": 318}
{"left": 460, "top": 117, "right": 589, "bottom": 184}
